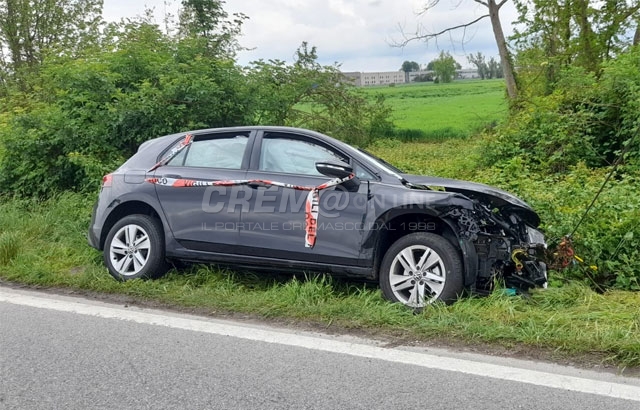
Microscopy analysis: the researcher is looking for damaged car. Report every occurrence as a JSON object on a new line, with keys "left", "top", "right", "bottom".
{"left": 88, "top": 126, "right": 547, "bottom": 308}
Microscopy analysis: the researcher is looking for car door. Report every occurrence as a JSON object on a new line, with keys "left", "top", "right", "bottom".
{"left": 240, "top": 131, "right": 371, "bottom": 266}
{"left": 153, "top": 130, "right": 254, "bottom": 252}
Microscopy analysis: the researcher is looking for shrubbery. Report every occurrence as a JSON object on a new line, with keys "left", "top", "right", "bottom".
{"left": 480, "top": 161, "right": 640, "bottom": 291}
{"left": 0, "top": 26, "right": 393, "bottom": 197}
{"left": 245, "top": 43, "right": 393, "bottom": 147}
{"left": 474, "top": 47, "right": 640, "bottom": 290}
{"left": 483, "top": 47, "right": 640, "bottom": 173}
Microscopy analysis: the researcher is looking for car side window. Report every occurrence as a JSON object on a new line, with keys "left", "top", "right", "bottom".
{"left": 259, "top": 136, "right": 346, "bottom": 176}
{"left": 168, "top": 134, "right": 249, "bottom": 169}
{"left": 353, "top": 162, "right": 376, "bottom": 180}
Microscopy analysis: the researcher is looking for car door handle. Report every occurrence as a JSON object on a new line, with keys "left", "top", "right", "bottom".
{"left": 162, "top": 174, "right": 182, "bottom": 179}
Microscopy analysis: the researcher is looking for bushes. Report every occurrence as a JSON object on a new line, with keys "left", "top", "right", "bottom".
{"left": 483, "top": 48, "right": 640, "bottom": 173}
{"left": 245, "top": 43, "right": 393, "bottom": 147}
{"left": 478, "top": 161, "right": 640, "bottom": 291}
{"left": 475, "top": 47, "right": 640, "bottom": 290}
{"left": 0, "top": 22, "right": 255, "bottom": 196}
{"left": 0, "top": 32, "right": 393, "bottom": 197}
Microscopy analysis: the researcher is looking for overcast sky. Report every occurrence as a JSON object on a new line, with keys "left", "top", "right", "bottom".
{"left": 102, "top": 0, "right": 520, "bottom": 71}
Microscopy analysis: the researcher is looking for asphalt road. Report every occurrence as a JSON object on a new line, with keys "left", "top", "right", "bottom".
{"left": 1, "top": 287, "right": 640, "bottom": 410}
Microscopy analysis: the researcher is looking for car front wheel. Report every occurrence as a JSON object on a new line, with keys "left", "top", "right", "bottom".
{"left": 104, "top": 214, "right": 168, "bottom": 281}
{"left": 380, "top": 232, "right": 463, "bottom": 308}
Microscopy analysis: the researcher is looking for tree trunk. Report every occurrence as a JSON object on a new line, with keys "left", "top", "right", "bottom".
{"left": 574, "top": 0, "right": 598, "bottom": 71}
{"left": 487, "top": 0, "right": 518, "bottom": 100}
{"left": 634, "top": 23, "right": 640, "bottom": 46}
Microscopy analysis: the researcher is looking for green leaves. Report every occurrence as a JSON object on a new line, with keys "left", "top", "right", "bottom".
{"left": 429, "top": 51, "right": 460, "bottom": 84}
{"left": 484, "top": 47, "right": 640, "bottom": 173}
{"left": 0, "top": 20, "right": 253, "bottom": 196}
{"left": 245, "top": 42, "right": 393, "bottom": 146}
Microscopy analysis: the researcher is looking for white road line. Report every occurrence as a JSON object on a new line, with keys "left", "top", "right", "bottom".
{"left": 1, "top": 288, "right": 639, "bottom": 402}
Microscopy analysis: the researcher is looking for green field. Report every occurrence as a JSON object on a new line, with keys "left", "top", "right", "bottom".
{"left": 362, "top": 79, "right": 508, "bottom": 136}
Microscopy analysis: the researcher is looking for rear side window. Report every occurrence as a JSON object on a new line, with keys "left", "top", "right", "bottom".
{"left": 168, "top": 134, "right": 249, "bottom": 169}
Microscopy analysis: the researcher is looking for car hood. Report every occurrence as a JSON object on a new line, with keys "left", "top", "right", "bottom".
{"left": 402, "top": 174, "right": 540, "bottom": 226}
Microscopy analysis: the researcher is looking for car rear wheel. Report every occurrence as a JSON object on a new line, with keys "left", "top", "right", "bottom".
{"left": 104, "top": 214, "right": 168, "bottom": 281}
{"left": 380, "top": 232, "right": 463, "bottom": 308}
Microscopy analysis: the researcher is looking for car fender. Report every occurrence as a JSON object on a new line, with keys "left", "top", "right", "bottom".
{"left": 363, "top": 190, "right": 480, "bottom": 287}
{"left": 100, "top": 191, "right": 173, "bottom": 249}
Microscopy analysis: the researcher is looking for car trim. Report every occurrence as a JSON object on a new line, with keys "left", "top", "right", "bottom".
{"left": 176, "top": 240, "right": 369, "bottom": 267}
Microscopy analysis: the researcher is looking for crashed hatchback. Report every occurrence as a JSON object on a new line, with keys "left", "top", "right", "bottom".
{"left": 88, "top": 126, "right": 547, "bottom": 308}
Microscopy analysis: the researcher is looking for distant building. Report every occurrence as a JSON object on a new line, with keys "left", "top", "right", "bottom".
{"left": 362, "top": 71, "right": 406, "bottom": 86}
{"left": 457, "top": 69, "right": 480, "bottom": 79}
{"left": 342, "top": 69, "right": 480, "bottom": 87}
{"left": 341, "top": 71, "right": 406, "bottom": 87}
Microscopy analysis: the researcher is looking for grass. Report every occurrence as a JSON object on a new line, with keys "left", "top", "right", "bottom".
{"left": 361, "top": 79, "right": 508, "bottom": 138}
{"left": 1, "top": 79, "right": 639, "bottom": 369}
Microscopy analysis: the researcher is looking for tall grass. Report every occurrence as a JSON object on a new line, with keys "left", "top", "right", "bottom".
{"left": 1, "top": 193, "right": 639, "bottom": 367}
{"left": 0, "top": 231, "right": 20, "bottom": 265}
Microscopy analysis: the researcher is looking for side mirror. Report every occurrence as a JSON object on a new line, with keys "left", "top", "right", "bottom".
{"left": 315, "top": 160, "right": 353, "bottom": 179}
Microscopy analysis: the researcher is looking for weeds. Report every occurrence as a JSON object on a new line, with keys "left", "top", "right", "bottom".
{"left": 0, "top": 231, "right": 20, "bottom": 265}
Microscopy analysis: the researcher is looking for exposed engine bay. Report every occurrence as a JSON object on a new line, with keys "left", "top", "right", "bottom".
{"left": 444, "top": 204, "right": 547, "bottom": 294}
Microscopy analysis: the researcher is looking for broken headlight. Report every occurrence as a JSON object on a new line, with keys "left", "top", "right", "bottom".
{"left": 526, "top": 226, "right": 546, "bottom": 247}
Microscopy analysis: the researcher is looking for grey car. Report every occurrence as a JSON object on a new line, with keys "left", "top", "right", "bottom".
{"left": 88, "top": 126, "right": 547, "bottom": 308}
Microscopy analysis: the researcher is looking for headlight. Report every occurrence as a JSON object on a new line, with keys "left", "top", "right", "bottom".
{"left": 526, "top": 226, "right": 546, "bottom": 247}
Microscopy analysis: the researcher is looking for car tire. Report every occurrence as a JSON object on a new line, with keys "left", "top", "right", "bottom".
{"left": 380, "top": 232, "right": 463, "bottom": 308}
{"left": 103, "top": 214, "right": 168, "bottom": 281}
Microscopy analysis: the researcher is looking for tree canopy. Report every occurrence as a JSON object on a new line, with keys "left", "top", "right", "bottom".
{"left": 400, "top": 60, "right": 420, "bottom": 72}
{"left": 0, "top": 0, "right": 103, "bottom": 90}
{"left": 429, "top": 51, "right": 460, "bottom": 83}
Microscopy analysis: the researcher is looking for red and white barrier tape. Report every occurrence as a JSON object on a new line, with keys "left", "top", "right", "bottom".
{"left": 148, "top": 134, "right": 194, "bottom": 172}
{"left": 146, "top": 134, "right": 355, "bottom": 248}
{"left": 146, "top": 173, "right": 354, "bottom": 249}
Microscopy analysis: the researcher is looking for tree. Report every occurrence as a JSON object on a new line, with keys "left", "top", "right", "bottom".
{"left": 400, "top": 60, "right": 420, "bottom": 82}
{"left": 513, "top": 0, "right": 640, "bottom": 93}
{"left": 246, "top": 42, "right": 393, "bottom": 146}
{"left": 400, "top": 60, "right": 420, "bottom": 72}
{"left": 178, "top": 0, "right": 247, "bottom": 57}
{"left": 0, "top": 0, "right": 102, "bottom": 88}
{"left": 489, "top": 56, "right": 502, "bottom": 78}
{"left": 396, "top": 0, "right": 519, "bottom": 100}
{"left": 0, "top": 20, "right": 252, "bottom": 196}
{"left": 429, "top": 51, "right": 459, "bottom": 83}
{"left": 467, "top": 52, "right": 488, "bottom": 79}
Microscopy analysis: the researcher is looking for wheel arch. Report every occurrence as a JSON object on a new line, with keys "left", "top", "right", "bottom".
{"left": 99, "top": 200, "right": 165, "bottom": 250}
{"left": 369, "top": 206, "right": 478, "bottom": 287}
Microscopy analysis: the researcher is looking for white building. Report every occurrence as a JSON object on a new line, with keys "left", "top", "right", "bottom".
{"left": 342, "top": 69, "right": 480, "bottom": 87}
{"left": 342, "top": 71, "right": 406, "bottom": 87}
